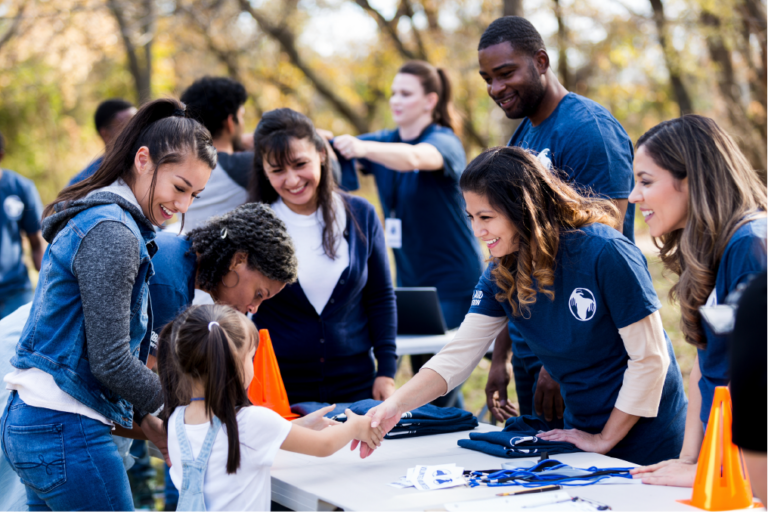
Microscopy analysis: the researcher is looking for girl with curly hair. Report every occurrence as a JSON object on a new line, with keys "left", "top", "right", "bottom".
{"left": 363, "top": 146, "right": 688, "bottom": 466}
{"left": 630, "top": 116, "right": 766, "bottom": 486}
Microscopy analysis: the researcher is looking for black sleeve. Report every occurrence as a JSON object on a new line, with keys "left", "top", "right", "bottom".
{"left": 730, "top": 271, "right": 767, "bottom": 452}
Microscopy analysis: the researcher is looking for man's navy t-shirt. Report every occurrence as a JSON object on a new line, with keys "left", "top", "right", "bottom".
{"left": 508, "top": 93, "right": 636, "bottom": 370}
{"left": 508, "top": 93, "right": 635, "bottom": 241}
{"left": 0, "top": 169, "right": 43, "bottom": 296}
{"left": 350, "top": 124, "right": 483, "bottom": 301}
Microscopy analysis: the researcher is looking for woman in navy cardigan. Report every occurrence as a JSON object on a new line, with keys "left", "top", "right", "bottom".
{"left": 249, "top": 108, "right": 397, "bottom": 404}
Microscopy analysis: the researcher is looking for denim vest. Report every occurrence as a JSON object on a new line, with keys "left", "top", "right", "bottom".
{"left": 12, "top": 203, "right": 156, "bottom": 428}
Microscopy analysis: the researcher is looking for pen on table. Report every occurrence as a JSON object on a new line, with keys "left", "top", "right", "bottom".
{"left": 496, "top": 485, "right": 562, "bottom": 496}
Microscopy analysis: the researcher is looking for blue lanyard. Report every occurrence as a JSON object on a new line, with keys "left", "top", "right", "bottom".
{"left": 467, "top": 459, "right": 634, "bottom": 488}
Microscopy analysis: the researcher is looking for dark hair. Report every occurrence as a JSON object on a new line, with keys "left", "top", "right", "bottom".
{"left": 158, "top": 304, "right": 258, "bottom": 474}
{"left": 181, "top": 77, "right": 248, "bottom": 139}
{"left": 248, "top": 108, "right": 344, "bottom": 259}
{"left": 94, "top": 98, "right": 135, "bottom": 132}
{"left": 636, "top": 115, "right": 767, "bottom": 348}
{"left": 0, "top": 131, "right": 5, "bottom": 154}
{"left": 398, "top": 61, "right": 454, "bottom": 131}
{"left": 460, "top": 146, "right": 619, "bottom": 317}
{"left": 478, "top": 16, "right": 547, "bottom": 56}
{"left": 187, "top": 202, "right": 298, "bottom": 292}
{"left": 46, "top": 98, "right": 217, "bottom": 226}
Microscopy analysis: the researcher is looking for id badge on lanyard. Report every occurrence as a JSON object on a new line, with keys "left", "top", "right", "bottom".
{"left": 385, "top": 217, "right": 402, "bottom": 249}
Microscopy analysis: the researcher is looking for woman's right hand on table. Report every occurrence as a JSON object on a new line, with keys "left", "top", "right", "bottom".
{"left": 629, "top": 458, "right": 698, "bottom": 487}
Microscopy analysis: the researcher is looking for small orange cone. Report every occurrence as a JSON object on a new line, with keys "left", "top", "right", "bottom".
{"left": 247, "top": 329, "right": 298, "bottom": 420}
{"left": 678, "top": 386, "right": 761, "bottom": 511}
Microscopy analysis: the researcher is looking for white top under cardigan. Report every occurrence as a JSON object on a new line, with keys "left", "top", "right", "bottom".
{"left": 271, "top": 195, "right": 349, "bottom": 315}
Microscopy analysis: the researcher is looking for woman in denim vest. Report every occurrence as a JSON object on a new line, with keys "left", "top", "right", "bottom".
{"left": 0, "top": 98, "right": 216, "bottom": 511}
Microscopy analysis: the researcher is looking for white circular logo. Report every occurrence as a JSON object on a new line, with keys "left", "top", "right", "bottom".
{"left": 569, "top": 288, "right": 596, "bottom": 321}
{"left": 3, "top": 195, "right": 24, "bottom": 220}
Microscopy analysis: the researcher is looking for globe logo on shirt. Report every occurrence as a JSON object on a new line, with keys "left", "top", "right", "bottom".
{"left": 569, "top": 288, "right": 596, "bottom": 321}
{"left": 4, "top": 195, "right": 24, "bottom": 220}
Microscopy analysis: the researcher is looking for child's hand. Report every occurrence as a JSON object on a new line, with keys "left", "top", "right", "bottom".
{"left": 346, "top": 409, "right": 384, "bottom": 450}
{"left": 292, "top": 404, "right": 342, "bottom": 431}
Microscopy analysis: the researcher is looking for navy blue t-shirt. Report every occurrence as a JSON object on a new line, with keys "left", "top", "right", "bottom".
{"left": 508, "top": 93, "right": 635, "bottom": 241}
{"left": 698, "top": 217, "right": 767, "bottom": 424}
{"left": 508, "top": 93, "right": 636, "bottom": 371}
{"left": 467, "top": 223, "right": 687, "bottom": 464}
{"left": 0, "top": 169, "right": 43, "bottom": 296}
{"left": 148, "top": 231, "right": 197, "bottom": 331}
{"left": 346, "top": 124, "right": 483, "bottom": 301}
{"left": 68, "top": 156, "right": 103, "bottom": 186}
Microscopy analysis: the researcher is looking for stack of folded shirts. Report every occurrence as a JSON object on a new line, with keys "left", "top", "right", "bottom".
{"left": 291, "top": 399, "right": 478, "bottom": 439}
{"left": 458, "top": 415, "right": 581, "bottom": 458}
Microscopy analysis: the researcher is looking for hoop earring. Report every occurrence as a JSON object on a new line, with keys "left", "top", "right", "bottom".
{"left": 222, "top": 270, "right": 240, "bottom": 288}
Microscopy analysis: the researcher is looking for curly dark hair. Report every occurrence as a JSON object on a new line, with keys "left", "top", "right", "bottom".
{"left": 478, "top": 16, "right": 546, "bottom": 56}
{"left": 94, "top": 98, "right": 134, "bottom": 132}
{"left": 180, "top": 76, "right": 247, "bottom": 138}
{"left": 187, "top": 202, "right": 298, "bottom": 291}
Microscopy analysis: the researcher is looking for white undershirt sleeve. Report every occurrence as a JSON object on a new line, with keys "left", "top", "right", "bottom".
{"left": 421, "top": 313, "right": 509, "bottom": 395}
{"left": 615, "top": 310, "right": 670, "bottom": 417}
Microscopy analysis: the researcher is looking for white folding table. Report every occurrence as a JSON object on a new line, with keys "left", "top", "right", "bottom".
{"left": 270, "top": 423, "right": 708, "bottom": 512}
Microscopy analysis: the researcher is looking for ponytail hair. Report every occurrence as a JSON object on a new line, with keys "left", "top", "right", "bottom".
{"left": 398, "top": 61, "right": 454, "bottom": 131}
{"left": 47, "top": 98, "right": 217, "bottom": 226}
{"left": 158, "top": 304, "right": 258, "bottom": 474}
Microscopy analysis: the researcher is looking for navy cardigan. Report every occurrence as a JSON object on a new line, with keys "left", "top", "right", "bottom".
{"left": 253, "top": 194, "right": 397, "bottom": 404}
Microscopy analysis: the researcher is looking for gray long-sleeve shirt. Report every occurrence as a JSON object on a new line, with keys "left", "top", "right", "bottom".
{"left": 73, "top": 221, "right": 162, "bottom": 420}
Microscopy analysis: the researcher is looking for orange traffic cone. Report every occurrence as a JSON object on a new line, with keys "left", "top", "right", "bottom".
{"left": 247, "top": 329, "right": 298, "bottom": 420}
{"left": 678, "top": 386, "right": 762, "bottom": 511}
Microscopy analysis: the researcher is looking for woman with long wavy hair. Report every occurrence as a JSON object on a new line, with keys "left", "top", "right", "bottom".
{"left": 360, "top": 146, "right": 688, "bottom": 465}
{"left": 629, "top": 115, "right": 767, "bottom": 486}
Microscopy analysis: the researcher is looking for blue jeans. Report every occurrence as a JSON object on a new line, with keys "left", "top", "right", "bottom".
{"left": 0, "top": 392, "right": 134, "bottom": 511}
{"left": 0, "top": 289, "right": 32, "bottom": 320}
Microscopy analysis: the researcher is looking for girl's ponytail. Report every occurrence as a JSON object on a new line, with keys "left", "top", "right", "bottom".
{"left": 397, "top": 61, "right": 455, "bottom": 132}
{"left": 158, "top": 304, "right": 256, "bottom": 474}
{"left": 46, "top": 98, "right": 216, "bottom": 225}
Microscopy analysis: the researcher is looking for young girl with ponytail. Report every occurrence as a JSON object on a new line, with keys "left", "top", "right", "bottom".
{"left": 0, "top": 98, "right": 216, "bottom": 510}
{"left": 159, "top": 304, "right": 382, "bottom": 512}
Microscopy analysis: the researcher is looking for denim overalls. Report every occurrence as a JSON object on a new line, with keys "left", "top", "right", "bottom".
{"left": 175, "top": 406, "right": 222, "bottom": 512}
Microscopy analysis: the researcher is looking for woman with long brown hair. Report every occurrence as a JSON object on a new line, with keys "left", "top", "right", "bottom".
{"left": 360, "top": 146, "right": 688, "bottom": 466}
{"left": 630, "top": 115, "right": 767, "bottom": 486}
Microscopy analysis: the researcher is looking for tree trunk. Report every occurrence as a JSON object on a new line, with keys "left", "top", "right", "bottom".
{"left": 0, "top": 3, "right": 27, "bottom": 54}
{"left": 552, "top": 0, "right": 571, "bottom": 90}
{"left": 649, "top": 0, "right": 693, "bottom": 115}
{"left": 237, "top": 0, "right": 369, "bottom": 133}
{"left": 701, "top": 9, "right": 766, "bottom": 172}
{"left": 503, "top": 0, "right": 524, "bottom": 17}
{"left": 106, "top": 0, "right": 154, "bottom": 105}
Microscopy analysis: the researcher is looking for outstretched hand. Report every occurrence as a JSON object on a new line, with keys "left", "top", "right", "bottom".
{"left": 292, "top": 404, "right": 342, "bottom": 431}
{"left": 538, "top": 428, "right": 612, "bottom": 455}
{"left": 350, "top": 399, "right": 402, "bottom": 458}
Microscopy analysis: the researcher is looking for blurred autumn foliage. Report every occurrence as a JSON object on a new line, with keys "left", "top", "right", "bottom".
{"left": 0, "top": 0, "right": 765, "bottom": 204}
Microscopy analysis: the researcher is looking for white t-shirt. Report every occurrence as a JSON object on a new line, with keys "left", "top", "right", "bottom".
{"left": 167, "top": 405, "right": 292, "bottom": 512}
{"left": 271, "top": 195, "right": 349, "bottom": 315}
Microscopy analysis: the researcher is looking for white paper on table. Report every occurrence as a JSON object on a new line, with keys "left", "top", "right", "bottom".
{"left": 406, "top": 463, "right": 464, "bottom": 490}
{"left": 445, "top": 490, "right": 573, "bottom": 511}
{"left": 388, "top": 476, "right": 414, "bottom": 489}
